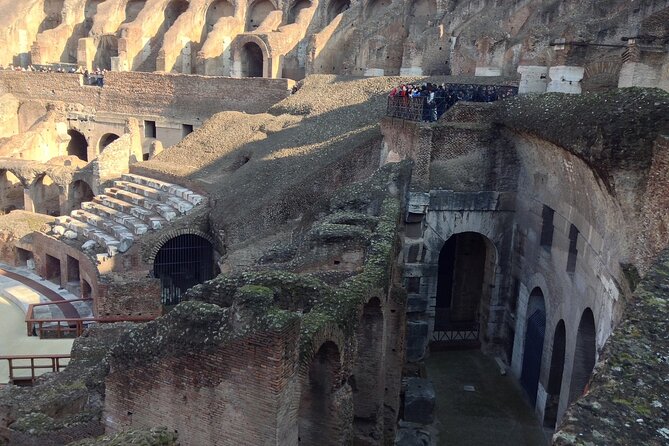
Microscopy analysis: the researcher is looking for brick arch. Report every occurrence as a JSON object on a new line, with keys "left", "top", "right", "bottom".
{"left": 146, "top": 228, "right": 217, "bottom": 265}
{"left": 232, "top": 34, "right": 272, "bottom": 77}
{"left": 300, "top": 323, "right": 346, "bottom": 369}
{"left": 1, "top": 168, "right": 31, "bottom": 189}
{"left": 582, "top": 60, "right": 622, "bottom": 93}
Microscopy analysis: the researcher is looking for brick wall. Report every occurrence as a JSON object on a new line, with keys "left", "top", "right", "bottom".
{"left": 96, "top": 274, "right": 162, "bottom": 318}
{"left": 0, "top": 71, "right": 292, "bottom": 121}
{"left": 104, "top": 323, "right": 301, "bottom": 446}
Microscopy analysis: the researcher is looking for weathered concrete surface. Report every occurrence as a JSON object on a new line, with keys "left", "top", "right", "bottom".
{"left": 554, "top": 248, "right": 669, "bottom": 446}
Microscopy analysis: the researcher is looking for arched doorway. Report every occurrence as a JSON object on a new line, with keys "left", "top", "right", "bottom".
{"left": 520, "top": 288, "right": 546, "bottom": 406}
{"left": 352, "top": 297, "right": 384, "bottom": 441}
{"left": 70, "top": 180, "right": 94, "bottom": 210}
{"left": 326, "top": 0, "right": 349, "bottom": 23}
{"left": 66, "top": 130, "right": 88, "bottom": 161}
{"left": 205, "top": 0, "right": 234, "bottom": 32}
{"left": 0, "top": 170, "right": 25, "bottom": 214}
{"left": 433, "top": 232, "right": 496, "bottom": 347}
{"left": 40, "top": 0, "right": 65, "bottom": 32}
{"left": 240, "top": 42, "right": 264, "bottom": 77}
{"left": 153, "top": 233, "right": 215, "bottom": 307}
{"left": 123, "top": 0, "right": 145, "bottom": 23}
{"left": 98, "top": 133, "right": 120, "bottom": 152}
{"left": 544, "top": 320, "right": 566, "bottom": 429}
{"left": 246, "top": 0, "right": 275, "bottom": 31}
{"left": 32, "top": 174, "right": 61, "bottom": 216}
{"left": 568, "top": 308, "right": 596, "bottom": 403}
{"left": 94, "top": 35, "right": 119, "bottom": 71}
{"left": 287, "top": 0, "right": 311, "bottom": 23}
{"left": 164, "top": 0, "right": 189, "bottom": 30}
{"left": 299, "top": 341, "right": 342, "bottom": 444}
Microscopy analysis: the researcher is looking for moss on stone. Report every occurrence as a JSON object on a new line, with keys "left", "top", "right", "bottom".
{"left": 69, "top": 427, "right": 178, "bottom": 446}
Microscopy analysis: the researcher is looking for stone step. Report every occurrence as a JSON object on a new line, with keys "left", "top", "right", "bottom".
{"left": 105, "top": 187, "right": 178, "bottom": 221}
{"left": 93, "top": 195, "right": 166, "bottom": 230}
{"left": 122, "top": 173, "right": 206, "bottom": 206}
{"left": 71, "top": 209, "right": 135, "bottom": 246}
{"left": 81, "top": 201, "right": 149, "bottom": 235}
{"left": 115, "top": 180, "right": 195, "bottom": 214}
{"left": 54, "top": 217, "right": 122, "bottom": 256}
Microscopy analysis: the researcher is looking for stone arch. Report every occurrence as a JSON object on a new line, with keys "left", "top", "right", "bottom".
{"left": 544, "top": 319, "right": 566, "bottom": 429}
{"left": 287, "top": 0, "right": 311, "bottom": 24}
{"left": 582, "top": 60, "right": 621, "bottom": 93}
{"left": 568, "top": 308, "right": 596, "bottom": 403}
{"left": 0, "top": 170, "right": 25, "bottom": 214}
{"left": 70, "top": 179, "right": 95, "bottom": 210}
{"left": 98, "top": 133, "right": 120, "bottom": 152}
{"left": 206, "top": 0, "right": 234, "bottom": 32}
{"left": 326, "top": 0, "right": 349, "bottom": 23}
{"left": 66, "top": 129, "right": 89, "bottom": 162}
{"left": 298, "top": 340, "right": 344, "bottom": 444}
{"left": 32, "top": 173, "right": 61, "bottom": 216}
{"left": 123, "top": 0, "right": 146, "bottom": 23}
{"left": 351, "top": 296, "right": 384, "bottom": 441}
{"left": 520, "top": 287, "right": 546, "bottom": 406}
{"left": 151, "top": 231, "right": 216, "bottom": 307}
{"left": 164, "top": 0, "right": 189, "bottom": 31}
{"left": 365, "top": 0, "right": 391, "bottom": 20}
{"left": 241, "top": 42, "right": 265, "bottom": 77}
{"left": 433, "top": 231, "right": 497, "bottom": 347}
{"left": 39, "top": 0, "right": 65, "bottom": 33}
{"left": 246, "top": 0, "right": 276, "bottom": 31}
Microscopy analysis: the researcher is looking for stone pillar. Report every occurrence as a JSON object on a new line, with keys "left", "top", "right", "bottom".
{"left": 517, "top": 65, "right": 548, "bottom": 94}
{"left": 547, "top": 66, "right": 584, "bottom": 94}
{"left": 618, "top": 62, "right": 660, "bottom": 89}
{"left": 77, "top": 37, "right": 95, "bottom": 71}
{"left": 23, "top": 188, "right": 35, "bottom": 213}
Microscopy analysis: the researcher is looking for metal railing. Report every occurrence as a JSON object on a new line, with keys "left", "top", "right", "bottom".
{"left": 431, "top": 308, "right": 480, "bottom": 345}
{"left": 386, "top": 84, "right": 519, "bottom": 122}
{"left": 0, "top": 354, "right": 71, "bottom": 386}
{"left": 25, "top": 299, "right": 154, "bottom": 339}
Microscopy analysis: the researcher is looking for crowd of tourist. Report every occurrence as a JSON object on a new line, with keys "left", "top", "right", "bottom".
{"left": 0, "top": 64, "right": 106, "bottom": 86}
{"left": 387, "top": 82, "right": 518, "bottom": 122}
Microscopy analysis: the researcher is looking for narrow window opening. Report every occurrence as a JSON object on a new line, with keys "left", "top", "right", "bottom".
{"left": 144, "top": 120, "right": 157, "bottom": 138}
{"left": 566, "top": 224, "right": 579, "bottom": 273}
{"left": 540, "top": 205, "right": 555, "bottom": 248}
{"left": 182, "top": 124, "right": 193, "bottom": 137}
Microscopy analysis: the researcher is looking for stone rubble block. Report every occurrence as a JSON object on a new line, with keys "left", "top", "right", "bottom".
{"left": 395, "top": 427, "right": 431, "bottom": 446}
{"left": 403, "top": 378, "right": 436, "bottom": 424}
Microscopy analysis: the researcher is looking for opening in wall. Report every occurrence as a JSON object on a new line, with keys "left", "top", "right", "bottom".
{"left": 182, "top": 124, "right": 193, "bottom": 137}
{"left": 540, "top": 205, "right": 555, "bottom": 248}
{"left": 144, "top": 120, "right": 157, "bottom": 138}
{"left": 567, "top": 224, "right": 579, "bottom": 273}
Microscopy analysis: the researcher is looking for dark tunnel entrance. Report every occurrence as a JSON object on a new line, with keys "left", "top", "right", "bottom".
{"left": 153, "top": 234, "right": 215, "bottom": 307}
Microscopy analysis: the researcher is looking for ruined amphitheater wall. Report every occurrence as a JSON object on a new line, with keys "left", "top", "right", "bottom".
{"left": 104, "top": 322, "right": 301, "bottom": 446}
{"left": 0, "top": 70, "right": 292, "bottom": 120}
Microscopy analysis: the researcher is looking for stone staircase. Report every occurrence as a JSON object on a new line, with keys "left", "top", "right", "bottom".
{"left": 51, "top": 174, "right": 207, "bottom": 261}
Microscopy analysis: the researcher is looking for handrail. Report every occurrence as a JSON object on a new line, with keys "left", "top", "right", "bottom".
{"left": 386, "top": 84, "right": 519, "bottom": 122}
{"left": 28, "top": 298, "right": 93, "bottom": 308}
{"left": 25, "top": 312, "right": 155, "bottom": 338}
{"left": 0, "top": 354, "right": 71, "bottom": 386}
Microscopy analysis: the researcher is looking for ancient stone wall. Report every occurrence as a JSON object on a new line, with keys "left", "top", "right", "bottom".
{"left": 0, "top": 71, "right": 292, "bottom": 120}
{"left": 385, "top": 89, "right": 668, "bottom": 430}
{"left": 104, "top": 322, "right": 301, "bottom": 446}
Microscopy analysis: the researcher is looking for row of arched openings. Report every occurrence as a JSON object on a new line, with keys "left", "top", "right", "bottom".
{"left": 0, "top": 170, "right": 94, "bottom": 216}
{"left": 66, "top": 130, "right": 120, "bottom": 162}
{"left": 433, "top": 231, "right": 597, "bottom": 429}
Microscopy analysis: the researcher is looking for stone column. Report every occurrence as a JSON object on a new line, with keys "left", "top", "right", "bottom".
{"left": 547, "top": 66, "right": 584, "bottom": 94}
{"left": 517, "top": 65, "right": 548, "bottom": 94}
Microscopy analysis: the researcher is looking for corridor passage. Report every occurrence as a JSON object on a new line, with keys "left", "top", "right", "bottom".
{"left": 426, "top": 350, "right": 549, "bottom": 446}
